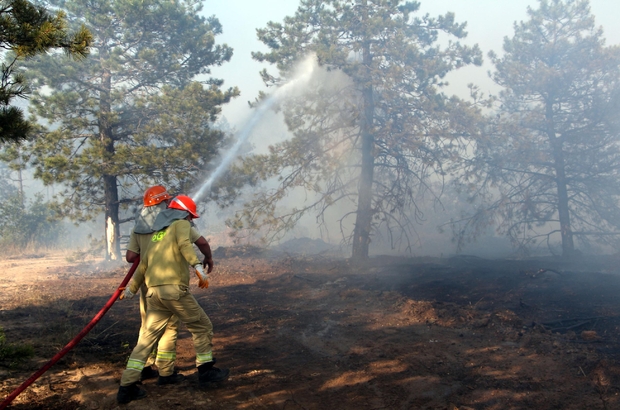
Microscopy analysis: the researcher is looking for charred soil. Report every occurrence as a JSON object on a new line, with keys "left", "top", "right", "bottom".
{"left": 1, "top": 250, "right": 620, "bottom": 409}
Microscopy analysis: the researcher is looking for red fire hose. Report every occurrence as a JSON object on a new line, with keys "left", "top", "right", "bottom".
{"left": 0, "top": 257, "right": 140, "bottom": 410}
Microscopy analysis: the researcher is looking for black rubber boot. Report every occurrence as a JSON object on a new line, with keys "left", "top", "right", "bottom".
{"left": 157, "top": 371, "right": 186, "bottom": 385}
{"left": 140, "top": 365, "right": 159, "bottom": 381}
{"left": 198, "top": 360, "right": 229, "bottom": 387}
{"left": 117, "top": 382, "right": 146, "bottom": 404}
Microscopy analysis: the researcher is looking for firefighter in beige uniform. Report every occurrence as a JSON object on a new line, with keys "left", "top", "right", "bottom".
{"left": 125, "top": 185, "right": 174, "bottom": 381}
{"left": 117, "top": 195, "right": 228, "bottom": 404}
{"left": 125, "top": 186, "right": 214, "bottom": 382}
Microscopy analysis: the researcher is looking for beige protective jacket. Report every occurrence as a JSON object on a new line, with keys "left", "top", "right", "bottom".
{"left": 129, "top": 219, "right": 201, "bottom": 293}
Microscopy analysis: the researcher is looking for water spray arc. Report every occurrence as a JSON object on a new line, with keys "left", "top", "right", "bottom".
{"left": 191, "top": 55, "right": 317, "bottom": 202}
{"left": 191, "top": 96, "right": 277, "bottom": 202}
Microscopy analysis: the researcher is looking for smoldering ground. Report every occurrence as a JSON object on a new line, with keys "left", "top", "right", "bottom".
{"left": 2, "top": 249, "right": 620, "bottom": 409}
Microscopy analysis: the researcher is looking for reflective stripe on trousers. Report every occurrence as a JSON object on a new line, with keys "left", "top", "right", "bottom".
{"left": 157, "top": 350, "right": 176, "bottom": 361}
{"left": 126, "top": 358, "right": 146, "bottom": 373}
{"left": 196, "top": 351, "right": 213, "bottom": 366}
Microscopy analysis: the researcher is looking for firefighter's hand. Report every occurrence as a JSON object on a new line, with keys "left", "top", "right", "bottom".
{"left": 194, "top": 264, "right": 209, "bottom": 289}
{"left": 203, "top": 257, "right": 214, "bottom": 273}
{"left": 119, "top": 287, "right": 135, "bottom": 300}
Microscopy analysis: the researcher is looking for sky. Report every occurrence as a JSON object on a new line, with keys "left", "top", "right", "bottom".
{"left": 205, "top": 0, "right": 620, "bottom": 128}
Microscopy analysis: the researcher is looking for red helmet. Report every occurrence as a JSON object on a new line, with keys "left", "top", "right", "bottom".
{"left": 143, "top": 185, "right": 171, "bottom": 207}
{"left": 169, "top": 195, "right": 199, "bottom": 218}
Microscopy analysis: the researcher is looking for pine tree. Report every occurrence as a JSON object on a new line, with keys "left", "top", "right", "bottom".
{"left": 229, "top": 0, "right": 481, "bottom": 258}
{"left": 0, "top": 0, "right": 90, "bottom": 143}
{"left": 22, "top": 0, "right": 237, "bottom": 260}
{"left": 453, "top": 0, "right": 620, "bottom": 256}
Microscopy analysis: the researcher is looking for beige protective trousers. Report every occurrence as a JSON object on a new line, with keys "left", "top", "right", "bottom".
{"left": 139, "top": 283, "right": 179, "bottom": 372}
{"left": 121, "top": 284, "right": 214, "bottom": 386}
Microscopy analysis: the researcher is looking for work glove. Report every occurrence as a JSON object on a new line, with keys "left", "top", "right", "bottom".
{"left": 119, "top": 287, "right": 135, "bottom": 300}
{"left": 194, "top": 264, "right": 209, "bottom": 289}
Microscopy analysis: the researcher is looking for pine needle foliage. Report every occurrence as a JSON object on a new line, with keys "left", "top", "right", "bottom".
{"left": 0, "top": 0, "right": 91, "bottom": 143}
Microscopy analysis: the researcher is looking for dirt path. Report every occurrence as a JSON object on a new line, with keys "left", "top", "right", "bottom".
{"left": 1, "top": 250, "right": 620, "bottom": 409}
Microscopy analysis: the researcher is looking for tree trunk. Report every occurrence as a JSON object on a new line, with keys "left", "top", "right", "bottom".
{"left": 104, "top": 174, "right": 120, "bottom": 260}
{"left": 100, "top": 69, "right": 120, "bottom": 261}
{"left": 546, "top": 101, "right": 574, "bottom": 257}
{"left": 352, "top": 36, "right": 374, "bottom": 260}
{"left": 17, "top": 151, "right": 23, "bottom": 207}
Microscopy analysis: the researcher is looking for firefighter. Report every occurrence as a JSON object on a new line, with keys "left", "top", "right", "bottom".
{"left": 125, "top": 186, "right": 214, "bottom": 383}
{"left": 117, "top": 195, "right": 227, "bottom": 404}
{"left": 124, "top": 185, "right": 173, "bottom": 381}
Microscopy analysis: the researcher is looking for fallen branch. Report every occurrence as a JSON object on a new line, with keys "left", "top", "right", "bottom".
{"left": 540, "top": 315, "right": 619, "bottom": 327}
{"left": 293, "top": 274, "right": 316, "bottom": 282}
{"left": 551, "top": 321, "right": 593, "bottom": 332}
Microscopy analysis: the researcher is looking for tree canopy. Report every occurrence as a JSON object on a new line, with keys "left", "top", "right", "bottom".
{"left": 452, "top": 0, "right": 620, "bottom": 256}
{"left": 18, "top": 0, "right": 237, "bottom": 260}
{"left": 0, "top": 0, "right": 91, "bottom": 143}
{"left": 227, "top": 0, "right": 482, "bottom": 258}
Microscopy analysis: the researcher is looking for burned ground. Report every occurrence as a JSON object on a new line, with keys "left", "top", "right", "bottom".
{"left": 1, "top": 250, "right": 620, "bottom": 409}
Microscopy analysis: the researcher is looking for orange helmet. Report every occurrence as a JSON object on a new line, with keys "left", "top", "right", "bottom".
{"left": 143, "top": 185, "right": 171, "bottom": 207}
{"left": 169, "top": 195, "right": 199, "bottom": 218}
